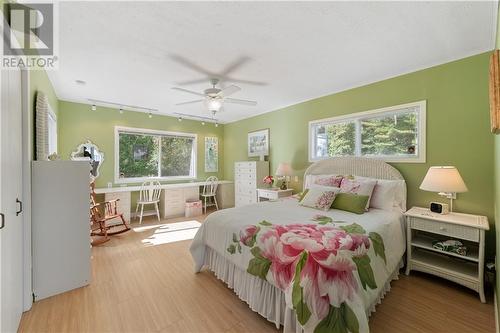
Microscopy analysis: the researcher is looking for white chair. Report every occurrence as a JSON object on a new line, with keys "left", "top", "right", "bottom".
{"left": 201, "top": 176, "right": 219, "bottom": 214}
{"left": 135, "top": 181, "right": 161, "bottom": 224}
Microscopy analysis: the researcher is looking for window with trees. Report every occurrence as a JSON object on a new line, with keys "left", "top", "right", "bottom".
{"left": 309, "top": 101, "right": 426, "bottom": 163}
{"left": 115, "top": 127, "right": 197, "bottom": 183}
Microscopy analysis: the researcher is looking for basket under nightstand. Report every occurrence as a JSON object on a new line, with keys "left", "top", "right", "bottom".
{"left": 404, "top": 206, "right": 489, "bottom": 303}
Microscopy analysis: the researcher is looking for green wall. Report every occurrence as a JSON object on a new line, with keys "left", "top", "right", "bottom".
{"left": 57, "top": 100, "right": 224, "bottom": 188}
{"left": 224, "top": 52, "right": 495, "bottom": 252}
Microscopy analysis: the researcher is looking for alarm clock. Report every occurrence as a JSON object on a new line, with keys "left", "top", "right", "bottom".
{"left": 430, "top": 202, "right": 449, "bottom": 215}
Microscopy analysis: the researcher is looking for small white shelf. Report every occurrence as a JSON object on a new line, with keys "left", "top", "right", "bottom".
{"left": 412, "top": 249, "right": 478, "bottom": 281}
{"left": 411, "top": 235, "right": 478, "bottom": 263}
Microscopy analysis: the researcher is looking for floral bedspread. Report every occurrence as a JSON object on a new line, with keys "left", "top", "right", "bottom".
{"left": 190, "top": 199, "right": 405, "bottom": 333}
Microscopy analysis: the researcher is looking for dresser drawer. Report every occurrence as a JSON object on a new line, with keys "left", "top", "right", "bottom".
{"left": 235, "top": 162, "right": 256, "bottom": 169}
{"left": 235, "top": 172, "right": 256, "bottom": 181}
{"left": 410, "top": 217, "right": 479, "bottom": 242}
{"left": 235, "top": 179, "right": 256, "bottom": 188}
{"left": 236, "top": 194, "right": 257, "bottom": 207}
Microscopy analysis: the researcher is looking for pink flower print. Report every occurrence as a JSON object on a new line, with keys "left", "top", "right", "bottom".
{"left": 315, "top": 175, "right": 343, "bottom": 187}
{"left": 239, "top": 225, "right": 259, "bottom": 247}
{"left": 314, "top": 191, "right": 336, "bottom": 210}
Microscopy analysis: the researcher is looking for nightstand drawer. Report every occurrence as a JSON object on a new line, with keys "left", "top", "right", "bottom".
{"left": 410, "top": 217, "right": 479, "bottom": 242}
{"left": 258, "top": 190, "right": 277, "bottom": 200}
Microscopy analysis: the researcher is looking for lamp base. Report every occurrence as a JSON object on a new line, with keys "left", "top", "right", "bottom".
{"left": 437, "top": 192, "right": 456, "bottom": 212}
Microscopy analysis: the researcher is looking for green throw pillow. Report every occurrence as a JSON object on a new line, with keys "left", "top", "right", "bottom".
{"left": 331, "top": 193, "right": 369, "bottom": 214}
{"left": 298, "top": 189, "right": 309, "bottom": 202}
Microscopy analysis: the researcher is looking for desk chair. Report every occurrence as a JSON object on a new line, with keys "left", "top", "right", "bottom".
{"left": 201, "top": 176, "right": 219, "bottom": 214}
{"left": 136, "top": 181, "right": 161, "bottom": 224}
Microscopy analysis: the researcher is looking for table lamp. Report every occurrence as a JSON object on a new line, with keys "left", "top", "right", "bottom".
{"left": 419, "top": 166, "right": 468, "bottom": 212}
{"left": 275, "top": 163, "right": 292, "bottom": 190}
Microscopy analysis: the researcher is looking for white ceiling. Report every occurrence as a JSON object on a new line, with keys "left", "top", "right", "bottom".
{"left": 48, "top": 1, "right": 497, "bottom": 123}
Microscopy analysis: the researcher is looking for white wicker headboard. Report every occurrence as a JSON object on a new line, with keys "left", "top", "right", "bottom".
{"left": 303, "top": 157, "right": 407, "bottom": 211}
{"left": 304, "top": 157, "right": 404, "bottom": 183}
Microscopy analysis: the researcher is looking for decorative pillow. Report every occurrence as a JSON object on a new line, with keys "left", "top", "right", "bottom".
{"left": 331, "top": 193, "right": 369, "bottom": 215}
{"left": 304, "top": 174, "right": 343, "bottom": 189}
{"left": 355, "top": 176, "right": 406, "bottom": 211}
{"left": 300, "top": 187, "right": 340, "bottom": 211}
{"left": 339, "top": 177, "right": 376, "bottom": 210}
{"left": 314, "top": 175, "right": 343, "bottom": 188}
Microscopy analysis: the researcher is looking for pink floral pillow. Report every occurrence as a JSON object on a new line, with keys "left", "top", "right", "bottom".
{"left": 313, "top": 175, "right": 343, "bottom": 188}
{"left": 300, "top": 187, "right": 341, "bottom": 211}
{"left": 340, "top": 178, "right": 377, "bottom": 210}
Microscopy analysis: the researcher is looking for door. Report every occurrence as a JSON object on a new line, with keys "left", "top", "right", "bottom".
{"left": 0, "top": 68, "right": 25, "bottom": 332}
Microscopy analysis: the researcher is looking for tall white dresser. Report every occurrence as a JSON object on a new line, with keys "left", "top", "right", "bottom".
{"left": 235, "top": 161, "right": 269, "bottom": 207}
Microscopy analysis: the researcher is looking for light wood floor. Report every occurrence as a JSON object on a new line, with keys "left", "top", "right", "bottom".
{"left": 19, "top": 212, "right": 496, "bottom": 333}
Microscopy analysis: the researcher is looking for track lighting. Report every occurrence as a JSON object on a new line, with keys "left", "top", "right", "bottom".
{"left": 215, "top": 122, "right": 219, "bottom": 127}
{"left": 119, "top": 108, "right": 124, "bottom": 114}
{"left": 91, "top": 104, "right": 96, "bottom": 111}
{"left": 201, "top": 121, "right": 205, "bottom": 126}
{"left": 148, "top": 113, "right": 153, "bottom": 118}
{"left": 178, "top": 117, "right": 183, "bottom": 122}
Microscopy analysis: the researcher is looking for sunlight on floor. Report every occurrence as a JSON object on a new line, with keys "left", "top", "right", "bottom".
{"left": 135, "top": 220, "right": 202, "bottom": 246}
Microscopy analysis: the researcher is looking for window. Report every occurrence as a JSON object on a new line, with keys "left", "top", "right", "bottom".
{"left": 47, "top": 106, "right": 57, "bottom": 155}
{"left": 309, "top": 101, "right": 426, "bottom": 163}
{"left": 115, "top": 126, "right": 197, "bottom": 183}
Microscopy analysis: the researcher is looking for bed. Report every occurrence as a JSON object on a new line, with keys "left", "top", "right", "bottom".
{"left": 190, "top": 157, "right": 407, "bottom": 333}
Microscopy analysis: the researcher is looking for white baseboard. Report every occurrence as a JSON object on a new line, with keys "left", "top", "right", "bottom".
{"left": 495, "top": 287, "right": 499, "bottom": 333}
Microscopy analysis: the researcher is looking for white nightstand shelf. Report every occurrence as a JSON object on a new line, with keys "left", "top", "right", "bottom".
{"left": 257, "top": 188, "right": 293, "bottom": 202}
{"left": 404, "top": 207, "right": 489, "bottom": 303}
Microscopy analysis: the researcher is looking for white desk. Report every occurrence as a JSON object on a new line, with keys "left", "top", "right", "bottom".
{"left": 95, "top": 180, "right": 234, "bottom": 221}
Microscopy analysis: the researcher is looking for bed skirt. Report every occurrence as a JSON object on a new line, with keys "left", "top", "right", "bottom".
{"left": 203, "top": 246, "right": 401, "bottom": 333}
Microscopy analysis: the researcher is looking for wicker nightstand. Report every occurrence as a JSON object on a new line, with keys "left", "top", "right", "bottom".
{"left": 404, "top": 207, "right": 489, "bottom": 303}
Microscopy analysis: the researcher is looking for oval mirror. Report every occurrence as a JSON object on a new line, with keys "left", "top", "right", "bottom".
{"left": 71, "top": 140, "right": 104, "bottom": 179}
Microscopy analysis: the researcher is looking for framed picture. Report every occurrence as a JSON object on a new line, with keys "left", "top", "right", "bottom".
{"left": 490, "top": 50, "right": 500, "bottom": 134}
{"left": 248, "top": 128, "right": 269, "bottom": 157}
{"left": 204, "top": 137, "right": 218, "bottom": 172}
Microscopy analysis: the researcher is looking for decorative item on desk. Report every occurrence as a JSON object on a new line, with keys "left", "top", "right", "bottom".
{"left": 275, "top": 162, "right": 292, "bottom": 190}
{"left": 430, "top": 202, "right": 449, "bottom": 214}
{"left": 419, "top": 166, "right": 468, "bottom": 213}
{"left": 262, "top": 175, "right": 274, "bottom": 188}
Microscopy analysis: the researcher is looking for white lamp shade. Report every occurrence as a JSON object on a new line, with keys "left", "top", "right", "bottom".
{"left": 275, "top": 162, "right": 292, "bottom": 176}
{"left": 419, "top": 166, "right": 468, "bottom": 193}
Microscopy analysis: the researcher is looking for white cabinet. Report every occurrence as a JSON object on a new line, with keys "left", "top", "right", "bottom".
{"left": 235, "top": 161, "right": 269, "bottom": 207}
{"left": 32, "top": 161, "right": 91, "bottom": 301}
{"left": 160, "top": 186, "right": 199, "bottom": 218}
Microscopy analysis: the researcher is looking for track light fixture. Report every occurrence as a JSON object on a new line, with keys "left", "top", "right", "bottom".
{"left": 148, "top": 113, "right": 153, "bottom": 118}
{"left": 91, "top": 104, "right": 96, "bottom": 111}
{"left": 215, "top": 122, "right": 219, "bottom": 127}
{"left": 119, "top": 108, "right": 124, "bottom": 114}
{"left": 201, "top": 121, "right": 205, "bottom": 126}
{"left": 178, "top": 117, "right": 183, "bottom": 122}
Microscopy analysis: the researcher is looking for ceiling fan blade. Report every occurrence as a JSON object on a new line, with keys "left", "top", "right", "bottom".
{"left": 220, "top": 56, "right": 250, "bottom": 77}
{"left": 169, "top": 54, "right": 215, "bottom": 76}
{"left": 223, "top": 77, "right": 268, "bottom": 86}
{"left": 176, "top": 99, "right": 204, "bottom": 106}
{"left": 171, "top": 87, "right": 206, "bottom": 97}
{"left": 218, "top": 85, "right": 241, "bottom": 97}
{"left": 225, "top": 98, "right": 257, "bottom": 106}
{"left": 175, "top": 77, "right": 210, "bottom": 86}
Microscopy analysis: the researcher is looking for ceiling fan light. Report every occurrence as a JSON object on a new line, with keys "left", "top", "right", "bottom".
{"left": 206, "top": 98, "right": 222, "bottom": 112}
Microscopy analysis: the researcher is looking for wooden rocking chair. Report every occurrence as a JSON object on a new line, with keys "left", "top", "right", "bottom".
{"left": 90, "top": 182, "right": 130, "bottom": 245}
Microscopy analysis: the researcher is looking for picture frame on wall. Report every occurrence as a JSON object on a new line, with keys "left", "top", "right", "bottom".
{"left": 204, "top": 137, "right": 218, "bottom": 172}
{"left": 248, "top": 128, "right": 269, "bottom": 157}
{"left": 489, "top": 50, "right": 500, "bottom": 134}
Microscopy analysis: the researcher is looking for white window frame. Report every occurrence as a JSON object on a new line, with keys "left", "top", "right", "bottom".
{"left": 308, "top": 100, "right": 426, "bottom": 163}
{"left": 47, "top": 105, "right": 57, "bottom": 155}
{"left": 114, "top": 126, "right": 197, "bottom": 184}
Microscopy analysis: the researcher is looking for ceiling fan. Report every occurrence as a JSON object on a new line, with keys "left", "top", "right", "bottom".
{"left": 172, "top": 78, "right": 257, "bottom": 114}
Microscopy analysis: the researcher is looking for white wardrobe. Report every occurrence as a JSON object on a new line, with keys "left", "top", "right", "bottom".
{"left": 234, "top": 161, "right": 269, "bottom": 207}
{"left": 32, "top": 161, "right": 91, "bottom": 300}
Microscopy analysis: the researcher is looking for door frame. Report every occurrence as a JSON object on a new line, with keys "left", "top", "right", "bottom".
{"left": 21, "top": 68, "right": 32, "bottom": 311}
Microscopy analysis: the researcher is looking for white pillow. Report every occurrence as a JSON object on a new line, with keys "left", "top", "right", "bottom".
{"left": 300, "top": 187, "right": 341, "bottom": 211}
{"left": 355, "top": 176, "right": 406, "bottom": 211}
